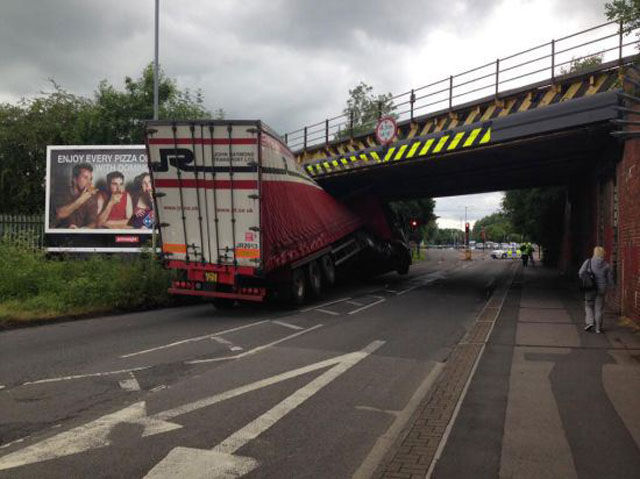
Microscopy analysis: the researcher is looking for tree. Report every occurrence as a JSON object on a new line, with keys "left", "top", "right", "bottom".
{"left": 0, "top": 64, "right": 214, "bottom": 214}
{"left": 0, "top": 83, "right": 95, "bottom": 214}
{"left": 335, "top": 81, "right": 395, "bottom": 139}
{"left": 606, "top": 1, "right": 640, "bottom": 31}
{"left": 471, "top": 212, "right": 514, "bottom": 242}
{"left": 388, "top": 198, "right": 436, "bottom": 241}
{"left": 432, "top": 228, "right": 464, "bottom": 246}
{"left": 82, "top": 63, "right": 211, "bottom": 145}
{"left": 560, "top": 55, "right": 603, "bottom": 75}
{"left": 606, "top": 0, "right": 640, "bottom": 51}
{"left": 502, "top": 188, "right": 566, "bottom": 265}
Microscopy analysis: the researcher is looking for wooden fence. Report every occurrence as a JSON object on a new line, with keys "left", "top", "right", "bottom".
{"left": 0, "top": 214, "right": 45, "bottom": 249}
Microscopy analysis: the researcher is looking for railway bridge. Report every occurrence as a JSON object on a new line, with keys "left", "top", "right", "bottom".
{"left": 284, "top": 21, "right": 640, "bottom": 322}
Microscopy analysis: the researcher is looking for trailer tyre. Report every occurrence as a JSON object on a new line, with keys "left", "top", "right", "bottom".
{"left": 290, "top": 268, "right": 306, "bottom": 305}
{"left": 320, "top": 255, "right": 336, "bottom": 286}
{"left": 307, "top": 261, "right": 322, "bottom": 298}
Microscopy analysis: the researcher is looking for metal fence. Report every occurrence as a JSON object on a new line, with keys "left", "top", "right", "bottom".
{"left": 0, "top": 214, "right": 45, "bottom": 249}
{"left": 284, "top": 21, "right": 640, "bottom": 151}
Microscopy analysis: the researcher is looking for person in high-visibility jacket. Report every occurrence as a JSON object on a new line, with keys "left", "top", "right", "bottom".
{"left": 526, "top": 243, "right": 534, "bottom": 266}
{"left": 520, "top": 243, "right": 529, "bottom": 267}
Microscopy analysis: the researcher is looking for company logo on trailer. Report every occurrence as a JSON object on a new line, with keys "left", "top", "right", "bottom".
{"left": 150, "top": 149, "right": 257, "bottom": 174}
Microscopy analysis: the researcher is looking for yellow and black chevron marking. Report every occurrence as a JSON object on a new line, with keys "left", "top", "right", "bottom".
{"left": 305, "top": 123, "right": 492, "bottom": 177}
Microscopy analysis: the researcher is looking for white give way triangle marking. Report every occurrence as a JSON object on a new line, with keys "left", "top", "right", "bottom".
{"left": 0, "top": 341, "right": 385, "bottom": 477}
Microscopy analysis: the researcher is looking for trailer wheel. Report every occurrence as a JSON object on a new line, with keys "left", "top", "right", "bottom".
{"left": 320, "top": 255, "right": 336, "bottom": 286}
{"left": 212, "top": 297, "right": 235, "bottom": 310}
{"left": 307, "top": 261, "right": 322, "bottom": 298}
{"left": 290, "top": 268, "right": 306, "bottom": 305}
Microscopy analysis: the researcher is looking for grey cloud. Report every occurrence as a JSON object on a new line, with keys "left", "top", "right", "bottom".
{"left": 205, "top": 0, "right": 498, "bottom": 53}
{"left": 0, "top": 0, "right": 149, "bottom": 99}
{"left": 0, "top": 0, "right": 609, "bottom": 135}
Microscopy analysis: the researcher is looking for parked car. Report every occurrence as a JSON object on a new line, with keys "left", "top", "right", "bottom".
{"left": 491, "top": 248, "right": 521, "bottom": 259}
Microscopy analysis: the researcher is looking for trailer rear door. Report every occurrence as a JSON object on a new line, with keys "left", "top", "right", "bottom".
{"left": 146, "top": 121, "right": 262, "bottom": 269}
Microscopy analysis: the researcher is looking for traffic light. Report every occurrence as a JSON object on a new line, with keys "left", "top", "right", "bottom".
{"left": 409, "top": 219, "right": 419, "bottom": 230}
{"left": 465, "top": 222, "right": 470, "bottom": 246}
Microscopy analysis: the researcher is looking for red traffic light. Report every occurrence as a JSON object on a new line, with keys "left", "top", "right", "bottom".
{"left": 409, "top": 219, "right": 419, "bottom": 229}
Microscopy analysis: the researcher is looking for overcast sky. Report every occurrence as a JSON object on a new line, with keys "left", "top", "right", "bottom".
{"left": 0, "top": 0, "right": 608, "bottom": 228}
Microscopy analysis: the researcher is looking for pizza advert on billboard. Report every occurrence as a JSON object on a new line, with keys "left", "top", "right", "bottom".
{"left": 45, "top": 146, "right": 155, "bottom": 234}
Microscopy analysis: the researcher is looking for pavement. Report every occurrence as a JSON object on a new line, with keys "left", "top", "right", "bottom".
{"left": 377, "top": 262, "right": 640, "bottom": 479}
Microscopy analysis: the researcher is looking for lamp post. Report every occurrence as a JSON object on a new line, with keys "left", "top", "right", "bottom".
{"left": 152, "top": 0, "right": 159, "bottom": 256}
{"left": 153, "top": 0, "right": 159, "bottom": 120}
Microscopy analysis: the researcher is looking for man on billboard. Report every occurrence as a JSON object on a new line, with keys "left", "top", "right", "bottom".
{"left": 53, "top": 163, "right": 99, "bottom": 229}
{"left": 96, "top": 171, "right": 133, "bottom": 229}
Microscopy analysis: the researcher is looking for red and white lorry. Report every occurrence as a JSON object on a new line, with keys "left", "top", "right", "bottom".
{"left": 145, "top": 120, "right": 410, "bottom": 306}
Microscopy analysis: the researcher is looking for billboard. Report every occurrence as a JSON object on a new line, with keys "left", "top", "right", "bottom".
{"left": 45, "top": 146, "right": 154, "bottom": 252}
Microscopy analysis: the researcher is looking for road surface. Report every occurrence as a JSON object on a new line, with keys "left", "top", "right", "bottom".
{"left": 0, "top": 250, "right": 513, "bottom": 478}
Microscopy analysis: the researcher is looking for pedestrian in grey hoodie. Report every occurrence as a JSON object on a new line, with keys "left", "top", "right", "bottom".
{"left": 578, "top": 246, "right": 613, "bottom": 333}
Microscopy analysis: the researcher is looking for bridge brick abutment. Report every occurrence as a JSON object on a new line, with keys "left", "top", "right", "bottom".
{"left": 617, "top": 133, "right": 640, "bottom": 324}
{"left": 560, "top": 134, "right": 639, "bottom": 325}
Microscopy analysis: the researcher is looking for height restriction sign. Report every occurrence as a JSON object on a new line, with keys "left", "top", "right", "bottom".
{"left": 375, "top": 116, "right": 398, "bottom": 145}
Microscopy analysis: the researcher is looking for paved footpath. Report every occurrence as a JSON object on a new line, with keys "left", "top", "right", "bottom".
{"left": 376, "top": 263, "right": 640, "bottom": 479}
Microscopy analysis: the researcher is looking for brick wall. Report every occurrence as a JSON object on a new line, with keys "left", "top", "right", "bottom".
{"left": 562, "top": 176, "right": 598, "bottom": 275}
{"left": 617, "top": 137, "right": 640, "bottom": 323}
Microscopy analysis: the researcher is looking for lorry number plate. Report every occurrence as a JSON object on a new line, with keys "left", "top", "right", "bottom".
{"left": 205, "top": 272, "right": 217, "bottom": 282}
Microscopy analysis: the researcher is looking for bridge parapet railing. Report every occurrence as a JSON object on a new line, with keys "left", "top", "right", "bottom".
{"left": 284, "top": 21, "right": 639, "bottom": 152}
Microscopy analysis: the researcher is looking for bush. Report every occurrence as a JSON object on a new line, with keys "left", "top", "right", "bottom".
{"left": 0, "top": 237, "right": 176, "bottom": 323}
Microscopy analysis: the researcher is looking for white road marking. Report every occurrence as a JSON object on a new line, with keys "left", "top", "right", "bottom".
{"left": 0, "top": 385, "right": 5, "bottom": 391}
{"left": 299, "top": 297, "right": 351, "bottom": 312}
{"left": 347, "top": 296, "right": 385, "bottom": 315}
{"left": 150, "top": 385, "right": 167, "bottom": 393}
{"left": 0, "top": 402, "right": 182, "bottom": 471}
{"left": 271, "top": 320, "right": 304, "bottom": 331}
{"left": 144, "top": 448, "right": 258, "bottom": 479}
{"left": 353, "top": 362, "right": 445, "bottom": 479}
{"left": 118, "top": 372, "right": 141, "bottom": 392}
{"left": 0, "top": 437, "right": 29, "bottom": 450}
{"left": 119, "top": 320, "right": 270, "bottom": 358}
{"left": 315, "top": 308, "right": 340, "bottom": 316}
{"left": 211, "top": 337, "right": 244, "bottom": 352}
{"left": 396, "top": 285, "right": 418, "bottom": 295}
{"left": 145, "top": 340, "right": 385, "bottom": 478}
{"left": 396, "top": 275, "right": 442, "bottom": 296}
{"left": 354, "top": 405, "right": 399, "bottom": 416}
{"left": 0, "top": 341, "right": 385, "bottom": 473}
{"left": 185, "top": 324, "right": 323, "bottom": 364}
{"left": 345, "top": 300, "right": 363, "bottom": 306}
{"left": 22, "top": 366, "right": 151, "bottom": 386}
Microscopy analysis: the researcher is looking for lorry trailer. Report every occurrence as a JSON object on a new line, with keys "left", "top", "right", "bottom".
{"left": 145, "top": 120, "right": 411, "bottom": 306}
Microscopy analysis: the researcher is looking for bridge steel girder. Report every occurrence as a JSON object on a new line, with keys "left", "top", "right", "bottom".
{"left": 310, "top": 90, "right": 621, "bottom": 200}
{"left": 296, "top": 57, "right": 640, "bottom": 201}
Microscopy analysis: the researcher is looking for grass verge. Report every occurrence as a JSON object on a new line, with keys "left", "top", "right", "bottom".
{"left": 0, "top": 238, "right": 179, "bottom": 327}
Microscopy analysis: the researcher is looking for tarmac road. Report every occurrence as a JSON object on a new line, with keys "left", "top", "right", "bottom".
{"left": 0, "top": 250, "right": 512, "bottom": 478}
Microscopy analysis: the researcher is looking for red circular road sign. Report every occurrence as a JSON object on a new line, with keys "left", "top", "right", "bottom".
{"left": 375, "top": 116, "right": 398, "bottom": 145}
